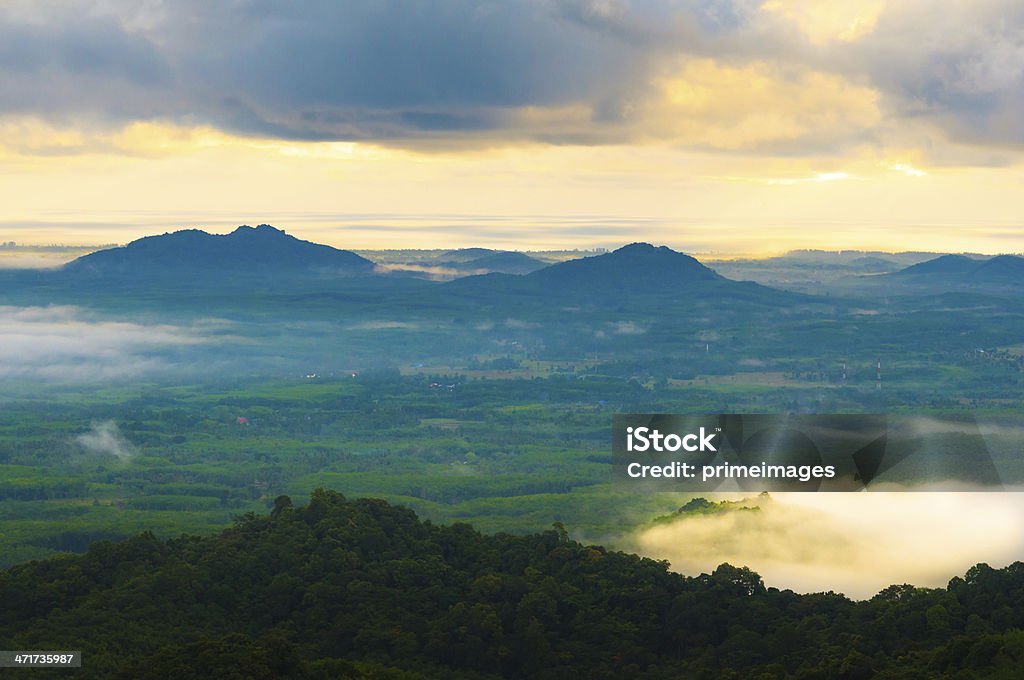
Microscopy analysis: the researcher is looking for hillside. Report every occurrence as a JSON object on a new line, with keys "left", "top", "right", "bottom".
{"left": 2, "top": 491, "right": 1024, "bottom": 678}
{"left": 528, "top": 243, "right": 719, "bottom": 291}
{"left": 450, "top": 251, "right": 547, "bottom": 275}
{"left": 974, "top": 255, "right": 1024, "bottom": 284}
{"left": 894, "top": 253, "right": 1024, "bottom": 287}
{"left": 895, "top": 254, "right": 986, "bottom": 277}
{"left": 445, "top": 243, "right": 795, "bottom": 308}
{"left": 441, "top": 248, "right": 499, "bottom": 261}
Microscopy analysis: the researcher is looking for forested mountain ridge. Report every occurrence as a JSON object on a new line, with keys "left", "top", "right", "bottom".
{"left": 894, "top": 254, "right": 982, "bottom": 277}
{"left": 893, "top": 253, "right": 1024, "bottom": 287}
{"left": 2, "top": 491, "right": 1023, "bottom": 679}
{"left": 444, "top": 242, "right": 801, "bottom": 309}
{"left": 527, "top": 243, "right": 721, "bottom": 291}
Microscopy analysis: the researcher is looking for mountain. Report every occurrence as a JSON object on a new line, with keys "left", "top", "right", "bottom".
{"left": 63, "top": 225, "right": 375, "bottom": 277}
{"left": 528, "top": 243, "right": 720, "bottom": 292}
{"left": 440, "top": 247, "right": 499, "bottom": 262}
{"left": 450, "top": 251, "right": 547, "bottom": 275}
{"left": 893, "top": 253, "right": 1024, "bottom": 287}
{"left": 848, "top": 256, "right": 898, "bottom": 273}
{"left": 445, "top": 242, "right": 794, "bottom": 308}
{"left": 973, "top": 255, "right": 1024, "bottom": 283}
{"left": 2, "top": 490, "right": 1024, "bottom": 679}
{"left": 894, "top": 254, "right": 984, "bottom": 277}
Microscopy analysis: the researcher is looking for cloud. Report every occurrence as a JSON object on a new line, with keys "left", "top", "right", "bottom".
{"left": 75, "top": 420, "right": 135, "bottom": 461}
{"left": 760, "top": 0, "right": 886, "bottom": 44}
{"left": 842, "top": 1, "right": 1024, "bottom": 151}
{"left": 373, "top": 263, "right": 469, "bottom": 281}
{"left": 610, "top": 320, "right": 645, "bottom": 334}
{"left": 347, "top": 320, "right": 420, "bottom": 330}
{"left": 1, "top": 0, "right": 1024, "bottom": 160}
{"left": 0, "top": 305, "right": 209, "bottom": 381}
{"left": 642, "top": 58, "right": 881, "bottom": 151}
{"left": 0, "top": 10, "right": 171, "bottom": 122}
{"left": 634, "top": 491, "right": 1024, "bottom": 599}
{"left": 0, "top": 0, "right": 646, "bottom": 146}
{"left": 0, "top": 251, "right": 80, "bottom": 269}
{"left": 504, "top": 318, "right": 538, "bottom": 329}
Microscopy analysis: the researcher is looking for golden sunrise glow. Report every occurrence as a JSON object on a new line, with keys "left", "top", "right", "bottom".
{"left": 2, "top": 0, "right": 1023, "bottom": 255}
{"left": 637, "top": 492, "right": 1024, "bottom": 598}
{"left": 2, "top": 118, "right": 1024, "bottom": 254}
{"left": 761, "top": 0, "right": 887, "bottom": 44}
{"left": 651, "top": 59, "right": 881, "bottom": 148}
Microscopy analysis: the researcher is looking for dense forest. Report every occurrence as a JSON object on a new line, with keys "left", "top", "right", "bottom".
{"left": 2, "top": 490, "right": 1023, "bottom": 679}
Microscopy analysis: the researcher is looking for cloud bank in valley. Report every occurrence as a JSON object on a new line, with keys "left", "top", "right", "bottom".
{"left": 634, "top": 492, "right": 1024, "bottom": 599}
{"left": 0, "top": 305, "right": 209, "bottom": 381}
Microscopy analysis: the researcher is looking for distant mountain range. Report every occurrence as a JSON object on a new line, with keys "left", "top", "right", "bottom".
{"left": 61, "top": 225, "right": 1023, "bottom": 290}
{"left": 51, "top": 225, "right": 1024, "bottom": 305}
{"left": 43, "top": 229, "right": 805, "bottom": 309}
{"left": 61, "top": 228, "right": 556, "bottom": 279}
{"left": 440, "top": 247, "right": 505, "bottom": 262}
{"left": 59, "top": 229, "right": 715, "bottom": 287}
{"left": 438, "top": 249, "right": 548, "bottom": 275}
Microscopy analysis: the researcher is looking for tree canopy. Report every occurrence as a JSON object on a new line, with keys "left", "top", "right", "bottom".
{"left": 2, "top": 490, "right": 1023, "bottom": 678}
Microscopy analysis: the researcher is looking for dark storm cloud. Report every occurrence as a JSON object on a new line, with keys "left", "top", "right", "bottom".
{"left": 4, "top": 1, "right": 1024, "bottom": 150}
{"left": 0, "top": 13, "right": 172, "bottom": 120}
{"left": 0, "top": 1, "right": 655, "bottom": 142}
{"left": 192, "top": 1, "right": 625, "bottom": 108}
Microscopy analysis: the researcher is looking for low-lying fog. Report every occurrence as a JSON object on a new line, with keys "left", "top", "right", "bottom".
{"left": 633, "top": 491, "right": 1024, "bottom": 599}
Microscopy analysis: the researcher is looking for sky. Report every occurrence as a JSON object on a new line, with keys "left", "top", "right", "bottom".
{"left": 2, "top": 0, "right": 1024, "bottom": 254}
